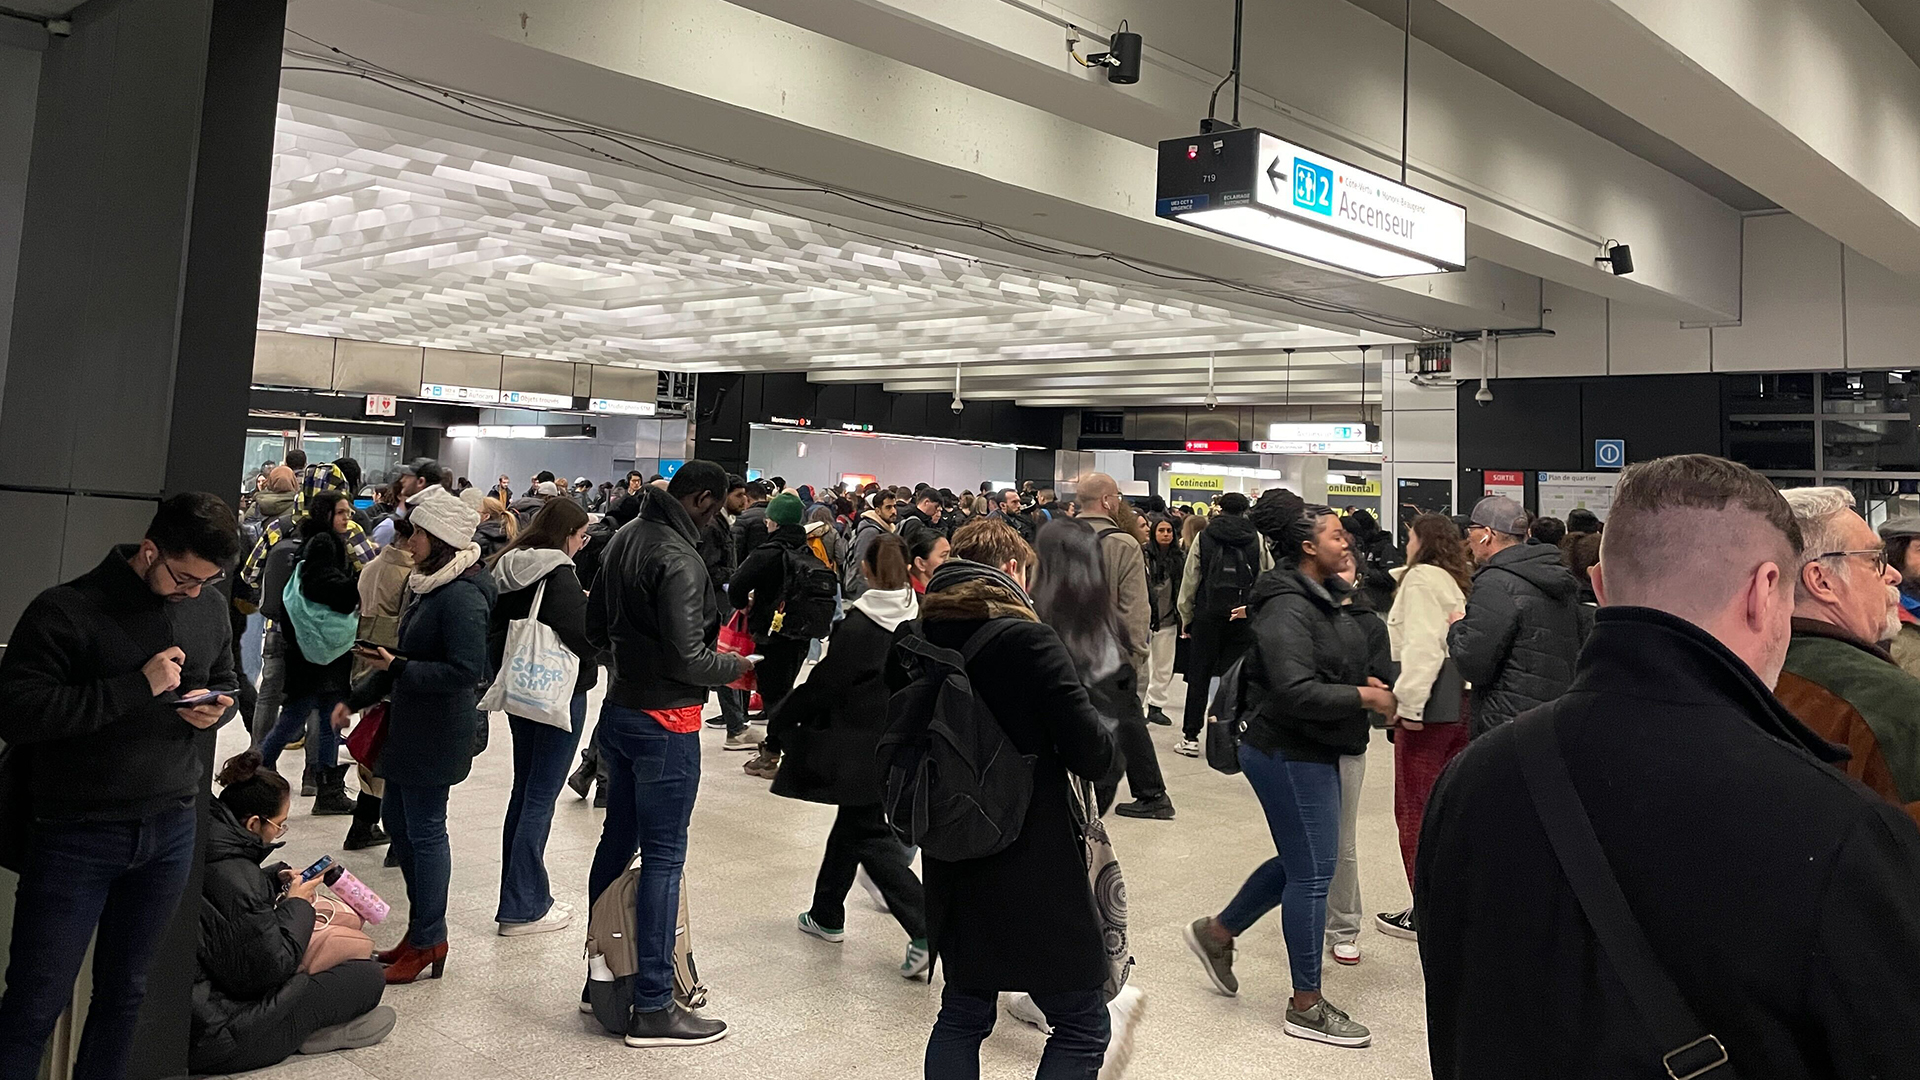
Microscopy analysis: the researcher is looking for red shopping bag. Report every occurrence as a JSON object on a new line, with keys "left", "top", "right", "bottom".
{"left": 343, "top": 702, "right": 389, "bottom": 767}
{"left": 717, "top": 610, "right": 757, "bottom": 691}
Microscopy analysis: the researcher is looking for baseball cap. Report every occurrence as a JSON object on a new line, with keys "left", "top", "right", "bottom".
{"left": 1469, "top": 495, "right": 1529, "bottom": 536}
{"left": 1880, "top": 514, "right": 1920, "bottom": 540}
{"left": 400, "top": 457, "right": 442, "bottom": 482}
{"left": 534, "top": 481, "right": 561, "bottom": 497}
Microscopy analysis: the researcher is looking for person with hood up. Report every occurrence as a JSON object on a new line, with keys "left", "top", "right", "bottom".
{"left": 843, "top": 489, "right": 900, "bottom": 600}
{"left": 1174, "top": 492, "right": 1273, "bottom": 757}
{"left": 331, "top": 486, "right": 495, "bottom": 985}
{"left": 1183, "top": 491, "right": 1393, "bottom": 1050}
{"left": 257, "top": 488, "right": 361, "bottom": 818}
{"left": 732, "top": 493, "right": 819, "bottom": 772}
{"left": 1448, "top": 496, "right": 1584, "bottom": 737}
{"left": 901, "top": 520, "right": 1120, "bottom": 1079}
{"left": 769, "top": 534, "right": 930, "bottom": 979}
{"left": 487, "top": 498, "right": 598, "bottom": 936}
{"left": 189, "top": 751, "right": 391, "bottom": 1075}
{"left": 510, "top": 481, "right": 559, "bottom": 528}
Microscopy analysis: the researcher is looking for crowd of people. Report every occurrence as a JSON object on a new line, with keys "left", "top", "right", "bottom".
{"left": 4, "top": 450, "right": 1920, "bottom": 1080}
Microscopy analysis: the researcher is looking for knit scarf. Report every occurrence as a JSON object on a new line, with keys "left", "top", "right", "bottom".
{"left": 409, "top": 543, "right": 481, "bottom": 595}
{"left": 921, "top": 559, "right": 1037, "bottom": 623}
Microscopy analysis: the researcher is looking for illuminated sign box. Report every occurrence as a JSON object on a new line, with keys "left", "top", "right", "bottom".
{"left": 589, "top": 398, "right": 657, "bottom": 416}
{"left": 1156, "top": 128, "right": 1466, "bottom": 278}
{"left": 420, "top": 382, "right": 500, "bottom": 404}
{"left": 499, "top": 390, "right": 574, "bottom": 409}
{"left": 1184, "top": 440, "right": 1241, "bottom": 452}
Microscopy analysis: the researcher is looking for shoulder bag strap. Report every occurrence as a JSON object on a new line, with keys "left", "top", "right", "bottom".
{"left": 958, "top": 619, "right": 1017, "bottom": 665}
{"left": 1515, "top": 714, "right": 1739, "bottom": 1080}
{"left": 529, "top": 577, "right": 548, "bottom": 620}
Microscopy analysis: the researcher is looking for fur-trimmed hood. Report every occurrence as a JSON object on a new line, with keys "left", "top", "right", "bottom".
{"left": 919, "top": 578, "right": 1037, "bottom": 624}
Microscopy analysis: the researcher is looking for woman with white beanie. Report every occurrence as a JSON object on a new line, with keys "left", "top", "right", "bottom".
{"left": 333, "top": 485, "right": 496, "bottom": 985}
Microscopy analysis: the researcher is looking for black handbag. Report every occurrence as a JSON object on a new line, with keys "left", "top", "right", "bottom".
{"left": 1421, "top": 658, "right": 1464, "bottom": 725}
{"left": 1517, "top": 714, "right": 1739, "bottom": 1080}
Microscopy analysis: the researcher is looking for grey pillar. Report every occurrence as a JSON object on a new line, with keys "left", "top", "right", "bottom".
{"left": 0, "top": 1, "right": 286, "bottom": 1077}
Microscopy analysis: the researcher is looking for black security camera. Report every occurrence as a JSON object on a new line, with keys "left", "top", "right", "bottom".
{"left": 1087, "top": 23, "right": 1142, "bottom": 84}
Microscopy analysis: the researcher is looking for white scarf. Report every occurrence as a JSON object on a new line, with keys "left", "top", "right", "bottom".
{"left": 850, "top": 586, "right": 918, "bottom": 632}
{"left": 409, "top": 543, "right": 481, "bottom": 595}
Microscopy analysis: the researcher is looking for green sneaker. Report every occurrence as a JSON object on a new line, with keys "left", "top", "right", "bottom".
{"left": 1284, "top": 998, "right": 1371, "bottom": 1048}
{"left": 901, "top": 939, "right": 931, "bottom": 980}
{"left": 1182, "top": 917, "right": 1238, "bottom": 997}
{"left": 797, "top": 913, "right": 844, "bottom": 943}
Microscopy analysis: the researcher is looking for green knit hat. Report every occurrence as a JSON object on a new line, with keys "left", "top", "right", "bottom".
{"left": 767, "top": 492, "right": 806, "bottom": 527}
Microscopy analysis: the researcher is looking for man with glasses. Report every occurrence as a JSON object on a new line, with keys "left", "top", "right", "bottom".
{"left": 1449, "top": 494, "right": 1584, "bottom": 738}
{"left": 1774, "top": 488, "right": 1920, "bottom": 823}
{"left": 0, "top": 492, "right": 243, "bottom": 1080}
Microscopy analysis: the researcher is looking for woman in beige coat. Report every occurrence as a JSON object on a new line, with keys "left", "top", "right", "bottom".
{"left": 343, "top": 524, "right": 415, "bottom": 853}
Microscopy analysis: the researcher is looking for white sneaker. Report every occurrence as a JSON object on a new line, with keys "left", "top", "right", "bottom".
{"left": 1004, "top": 992, "right": 1052, "bottom": 1034}
{"left": 498, "top": 900, "right": 573, "bottom": 937}
{"left": 723, "top": 731, "right": 761, "bottom": 751}
{"left": 1173, "top": 738, "right": 1201, "bottom": 758}
{"left": 1100, "top": 985, "right": 1147, "bottom": 1080}
{"left": 1330, "top": 941, "right": 1362, "bottom": 965}
{"left": 856, "top": 866, "right": 890, "bottom": 913}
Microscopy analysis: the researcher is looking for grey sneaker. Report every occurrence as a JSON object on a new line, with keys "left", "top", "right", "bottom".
{"left": 723, "top": 731, "right": 760, "bottom": 751}
{"left": 1182, "top": 917, "right": 1238, "bottom": 997}
{"left": 1284, "top": 998, "right": 1371, "bottom": 1048}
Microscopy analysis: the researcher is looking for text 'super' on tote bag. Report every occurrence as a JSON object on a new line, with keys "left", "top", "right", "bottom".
{"left": 478, "top": 579, "right": 578, "bottom": 730}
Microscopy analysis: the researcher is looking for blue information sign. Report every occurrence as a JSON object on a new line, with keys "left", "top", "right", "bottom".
{"left": 1595, "top": 439, "right": 1626, "bottom": 469}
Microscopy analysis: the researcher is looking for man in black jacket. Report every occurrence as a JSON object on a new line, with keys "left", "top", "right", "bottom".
{"left": 896, "top": 489, "right": 945, "bottom": 548}
{"left": 1448, "top": 495, "right": 1583, "bottom": 737}
{"left": 700, "top": 474, "right": 752, "bottom": 743}
{"left": 729, "top": 480, "right": 774, "bottom": 569}
{"left": 1419, "top": 454, "right": 1920, "bottom": 1080}
{"left": 584, "top": 462, "right": 751, "bottom": 1051}
{"left": 0, "top": 493, "right": 243, "bottom": 1080}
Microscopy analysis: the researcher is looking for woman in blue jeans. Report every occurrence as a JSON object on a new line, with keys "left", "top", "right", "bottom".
{"left": 1182, "top": 491, "right": 1395, "bottom": 1049}
{"left": 259, "top": 489, "right": 360, "bottom": 816}
{"left": 486, "top": 498, "right": 597, "bottom": 936}
{"left": 334, "top": 487, "right": 494, "bottom": 985}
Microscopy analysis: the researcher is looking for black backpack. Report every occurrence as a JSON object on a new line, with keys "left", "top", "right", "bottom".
{"left": 1202, "top": 533, "right": 1259, "bottom": 617}
{"left": 878, "top": 621, "right": 1035, "bottom": 861}
{"left": 777, "top": 546, "right": 840, "bottom": 641}
{"left": 1204, "top": 649, "right": 1269, "bottom": 775}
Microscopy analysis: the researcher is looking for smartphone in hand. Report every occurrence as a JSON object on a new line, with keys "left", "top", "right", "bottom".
{"left": 172, "top": 689, "right": 226, "bottom": 707}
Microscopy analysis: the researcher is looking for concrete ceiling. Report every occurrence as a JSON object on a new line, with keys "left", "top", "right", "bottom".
{"left": 1338, "top": 0, "right": 1777, "bottom": 211}
{"left": 260, "top": 94, "right": 1405, "bottom": 406}
{"left": 1859, "top": 0, "right": 1920, "bottom": 68}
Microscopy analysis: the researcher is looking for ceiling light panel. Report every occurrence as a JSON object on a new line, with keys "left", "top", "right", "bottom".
{"left": 261, "top": 104, "right": 1393, "bottom": 377}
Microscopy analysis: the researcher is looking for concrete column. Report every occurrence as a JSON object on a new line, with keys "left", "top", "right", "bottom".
{"left": 0, "top": 2, "right": 286, "bottom": 1078}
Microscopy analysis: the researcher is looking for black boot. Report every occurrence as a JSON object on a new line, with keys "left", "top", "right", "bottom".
{"left": 624, "top": 1002, "right": 728, "bottom": 1048}
{"left": 311, "top": 765, "right": 355, "bottom": 816}
{"left": 567, "top": 748, "right": 599, "bottom": 799}
{"left": 1145, "top": 706, "right": 1173, "bottom": 727}
{"left": 300, "top": 765, "right": 318, "bottom": 798}
{"left": 1115, "top": 793, "right": 1176, "bottom": 820}
{"left": 343, "top": 793, "right": 388, "bottom": 849}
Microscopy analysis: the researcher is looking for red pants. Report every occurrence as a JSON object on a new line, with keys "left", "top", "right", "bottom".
{"left": 1393, "top": 707, "right": 1471, "bottom": 889}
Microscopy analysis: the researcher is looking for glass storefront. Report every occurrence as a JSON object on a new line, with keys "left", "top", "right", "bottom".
{"left": 1724, "top": 371, "right": 1920, "bottom": 527}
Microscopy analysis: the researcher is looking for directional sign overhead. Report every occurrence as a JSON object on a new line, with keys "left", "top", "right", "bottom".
{"left": 1251, "top": 134, "right": 1466, "bottom": 272}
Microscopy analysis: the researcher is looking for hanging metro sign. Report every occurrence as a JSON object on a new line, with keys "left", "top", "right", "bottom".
{"left": 1156, "top": 128, "right": 1466, "bottom": 277}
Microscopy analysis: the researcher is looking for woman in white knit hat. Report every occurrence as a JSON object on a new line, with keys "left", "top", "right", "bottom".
{"left": 333, "top": 485, "right": 496, "bottom": 985}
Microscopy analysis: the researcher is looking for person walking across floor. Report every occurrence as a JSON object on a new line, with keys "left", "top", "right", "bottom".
{"left": 487, "top": 498, "right": 600, "bottom": 936}
{"left": 1373, "top": 513, "right": 1472, "bottom": 944}
{"left": 1449, "top": 495, "right": 1583, "bottom": 737}
{"left": 905, "top": 521, "right": 1120, "bottom": 1080}
{"left": 1419, "top": 454, "right": 1920, "bottom": 1079}
{"left": 332, "top": 485, "right": 495, "bottom": 985}
{"left": 1142, "top": 514, "right": 1184, "bottom": 727}
{"left": 1183, "top": 491, "right": 1391, "bottom": 1049}
{"left": 0, "top": 493, "right": 242, "bottom": 1080}
{"left": 1075, "top": 473, "right": 1173, "bottom": 821}
{"left": 584, "top": 463, "right": 754, "bottom": 1049}
{"left": 1174, "top": 492, "right": 1271, "bottom": 757}
{"left": 770, "top": 534, "right": 930, "bottom": 978}
{"left": 188, "top": 751, "right": 392, "bottom": 1075}
{"left": 734, "top": 493, "right": 836, "bottom": 778}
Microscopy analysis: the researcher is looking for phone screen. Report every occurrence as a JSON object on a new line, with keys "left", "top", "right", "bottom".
{"left": 174, "top": 690, "right": 224, "bottom": 707}
{"left": 298, "top": 855, "right": 333, "bottom": 882}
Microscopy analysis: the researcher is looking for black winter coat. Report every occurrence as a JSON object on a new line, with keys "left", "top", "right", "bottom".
{"left": 280, "top": 530, "right": 359, "bottom": 699}
{"left": 730, "top": 503, "right": 770, "bottom": 567}
{"left": 892, "top": 588, "right": 1117, "bottom": 993}
{"left": 487, "top": 560, "right": 598, "bottom": 699}
{"left": 1419, "top": 606, "right": 1920, "bottom": 1080}
{"left": 190, "top": 800, "right": 313, "bottom": 1064}
{"left": 1188, "top": 515, "right": 1263, "bottom": 679}
{"left": 1448, "top": 542, "right": 1583, "bottom": 737}
{"left": 730, "top": 524, "right": 807, "bottom": 642}
{"left": 349, "top": 562, "right": 495, "bottom": 788}
{"left": 768, "top": 607, "right": 908, "bottom": 806}
{"left": 1244, "top": 567, "right": 1392, "bottom": 763}
{"left": 699, "top": 512, "right": 734, "bottom": 604}
{"left": 587, "top": 488, "right": 741, "bottom": 711}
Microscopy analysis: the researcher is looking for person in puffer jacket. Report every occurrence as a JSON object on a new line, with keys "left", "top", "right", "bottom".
{"left": 1448, "top": 496, "right": 1584, "bottom": 737}
{"left": 190, "top": 751, "right": 391, "bottom": 1074}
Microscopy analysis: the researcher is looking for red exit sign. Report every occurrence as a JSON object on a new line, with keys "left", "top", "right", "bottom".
{"left": 1184, "top": 440, "right": 1241, "bottom": 452}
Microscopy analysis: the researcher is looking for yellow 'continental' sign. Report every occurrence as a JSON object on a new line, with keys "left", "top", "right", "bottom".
{"left": 1328, "top": 479, "right": 1382, "bottom": 497}
{"left": 1169, "top": 474, "right": 1226, "bottom": 492}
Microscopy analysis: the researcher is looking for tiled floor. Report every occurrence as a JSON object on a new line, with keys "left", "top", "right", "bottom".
{"left": 213, "top": 678, "right": 1433, "bottom": 1080}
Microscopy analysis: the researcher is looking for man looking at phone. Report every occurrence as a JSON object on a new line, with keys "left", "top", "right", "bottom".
{"left": 0, "top": 492, "right": 242, "bottom": 1080}
{"left": 585, "top": 460, "right": 753, "bottom": 1050}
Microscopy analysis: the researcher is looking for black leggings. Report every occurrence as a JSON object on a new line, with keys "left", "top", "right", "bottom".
{"left": 754, "top": 635, "right": 810, "bottom": 754}
{"left": 809, "top": 804, "right": 927, "bottom": 940}
{"left": 189, "top": 958, "right": 386, "bottom": 1075}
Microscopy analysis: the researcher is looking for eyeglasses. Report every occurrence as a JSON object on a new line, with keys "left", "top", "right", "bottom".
{"left": 158, "top": 558, "right": 225, "bottom": 589}
{"left": 1811, "top": 549, "right": 1889, "bottom": 576}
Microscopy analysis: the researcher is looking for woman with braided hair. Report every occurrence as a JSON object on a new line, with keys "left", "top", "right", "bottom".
{"left": 1181, "top": 489, "right": 1395, "bottom": 1050}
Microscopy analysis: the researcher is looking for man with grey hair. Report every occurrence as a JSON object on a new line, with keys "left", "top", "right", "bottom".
{"left": 1419, "top": 455, "right": 1920, "bottom": 1079}
{"left": 1771, "top": 487, "right": 1920, "bottom": 823}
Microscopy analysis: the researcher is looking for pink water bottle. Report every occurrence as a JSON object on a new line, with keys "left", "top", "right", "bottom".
{"left": 323, "top": 865, "right": 390, "bottom": 925}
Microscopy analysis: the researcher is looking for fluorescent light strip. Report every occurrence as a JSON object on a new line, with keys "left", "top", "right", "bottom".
{"left": 1177, "top": 207, "right": 1445, "bottom": 278}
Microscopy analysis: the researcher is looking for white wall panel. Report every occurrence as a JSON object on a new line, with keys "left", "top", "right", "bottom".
{"left": 1608, "top": 303, "right": 1712, "bottom": 375}
{"left": 1843, "top": 248, "right": 1920, "bottom": 371}
{"left": 1495, "top": 282, "right": 1609, "bottom": 377}
{"left": 1711, "top": 215, "right": 1845, "bottom": 372}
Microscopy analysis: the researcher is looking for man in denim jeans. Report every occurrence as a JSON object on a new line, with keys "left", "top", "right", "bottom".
{"left": 585, "top": 461, "right": 753, "bottom": 1049}
{"left": 0, "top": 493, "right": 242, "bottom": 1080}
